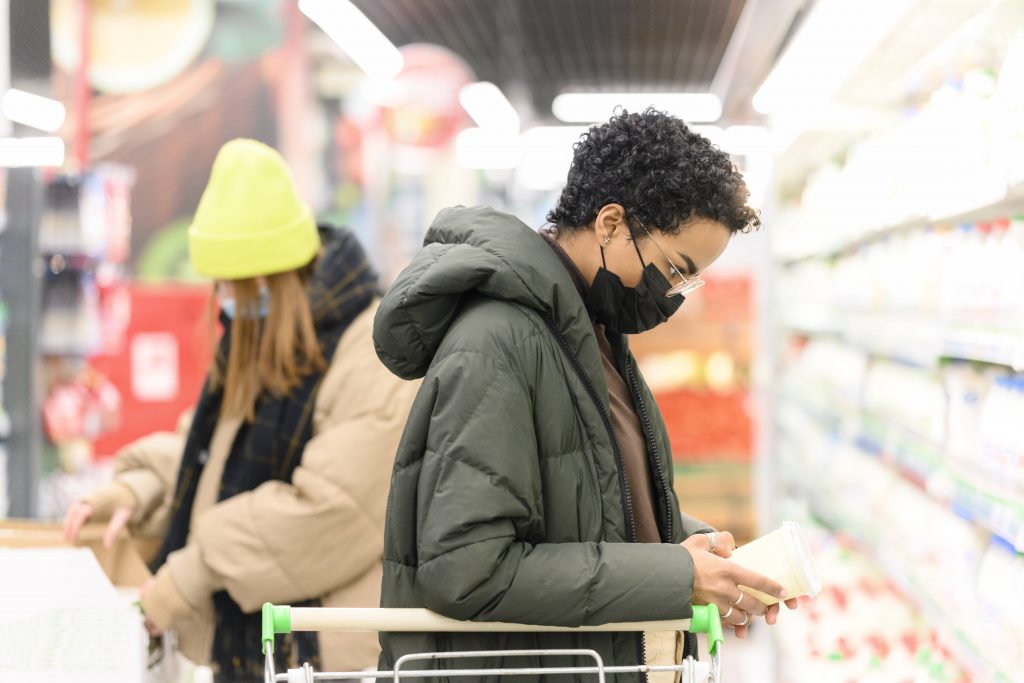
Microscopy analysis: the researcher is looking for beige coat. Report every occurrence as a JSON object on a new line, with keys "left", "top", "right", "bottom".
{"left": 88, "top": 302, "right": 418, "bottom": 671}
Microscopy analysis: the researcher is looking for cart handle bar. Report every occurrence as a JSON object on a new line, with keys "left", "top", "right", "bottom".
{"left": 261, "top": 604, "right": 723, "bottom": 657}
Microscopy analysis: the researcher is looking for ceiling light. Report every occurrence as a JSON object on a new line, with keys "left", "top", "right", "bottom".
{"left": 515, "top": 126, "right": 589, "bottom": 191}
{"left": 455, "top": 127, "right": 521, "bottom": 169}
{"left": 0, "top": 137, "right": 66, "bottom": 167}
{"left": 2, "top": 89, "right": 66, "bottom": 133}
{"left": 459, "top": 82, "right": 520, "bottom": 131}
{"left": 552, "top": 92, "right": 723, "bottom": 124}
{"left": 299, "top": 0, "right": 403, "bottom": 81}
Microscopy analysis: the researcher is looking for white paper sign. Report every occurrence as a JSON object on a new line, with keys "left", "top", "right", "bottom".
{"left": 131, "top": 332, "right": 179, "bottom": 402}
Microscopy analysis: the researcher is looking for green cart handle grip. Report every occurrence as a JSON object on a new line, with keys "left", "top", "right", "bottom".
{"left": 262, "top": 602, "right": 724, "bottom": 657}
{"left": 263, "top": 603, "right": 291, "bottom": 655}
{"left": 688, "top": 604, "right": 724, "bottom": 656}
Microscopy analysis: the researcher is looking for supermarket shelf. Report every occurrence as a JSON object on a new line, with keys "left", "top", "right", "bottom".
{"left": 778, "top": 393, "right": 1024, "bottom": 552}
{"left": 790, "top": 488, "right": 1017, "bottom": 683}
{"left": 943, "top": 464, "right": 1024, "bottom": 553}
{"left": 781, "top": 181, "right": 1024, "bottom": 266}
{"left": 782, "top": 312, "right": 1023, "bottom": 370}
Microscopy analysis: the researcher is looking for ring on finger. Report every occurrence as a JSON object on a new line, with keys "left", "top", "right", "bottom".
{"left": 730, "top": 590, "right": 745, "bottom": 607}
{"left": 706, "top": 532, "right": 718, "bottom": 553}
{"left": 737, "top": 611, "right": 751, "bottom": 627}
{"left": 722, "top": 604, "right": 735, "bottom": 620}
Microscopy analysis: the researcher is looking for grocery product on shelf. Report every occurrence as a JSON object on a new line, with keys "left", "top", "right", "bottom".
{"left": 774, "top": 518, "right": 971, "bottom": 683}
{"left": 774, "top": 58, "right": 1024, "bottom": 264}
{"left": 40, "top": 269, "right": 102, "bottom": 357}
{"left": 946, "top": 362, "right": 1024, "bottom": 496}
{"left": 861, "top": 360, "right": 945, "bottom": 447}
{"left": 994, "top": 31, "right": 1024, "bottom": 187}
{"left": 776, "top": 339, "right": 1024, "bottom": 680}
{"left": 779, "top": 214, "right": 1024, "bottom": 369}
{"left": 34, "top": 167, "right": 134, "bottom": 503}
{"left": 770, "top": 17, "right": 1024, "bottom": 683}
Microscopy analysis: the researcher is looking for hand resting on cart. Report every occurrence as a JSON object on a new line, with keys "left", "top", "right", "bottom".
{"left": 63, "top": 500, "right": 135, "bottom": 550}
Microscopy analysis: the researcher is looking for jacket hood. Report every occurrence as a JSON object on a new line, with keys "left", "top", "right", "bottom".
{"left": 373, "top": 206, "right": 593, "bottom": 379}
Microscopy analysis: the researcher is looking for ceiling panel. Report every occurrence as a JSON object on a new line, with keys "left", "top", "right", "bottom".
{"left": 350, "top": 0, "right": 748, "bottom": 120}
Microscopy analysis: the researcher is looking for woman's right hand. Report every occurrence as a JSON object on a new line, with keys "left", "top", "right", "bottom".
{"left": 681, "top": 533, "right": 791, "bottom": 639}
{"left": 63, "top": 501, "right": 136, "bottom": 549}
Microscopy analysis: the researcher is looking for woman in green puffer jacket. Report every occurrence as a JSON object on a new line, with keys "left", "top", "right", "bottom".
{"left": 372, "top": 109, "right": 799, "bottom": 682}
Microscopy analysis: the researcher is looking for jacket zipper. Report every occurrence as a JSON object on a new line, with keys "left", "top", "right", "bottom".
{"left": 625, "top": 356, "right": 675, "bottom": 544}
{"left": 542, "top": 316, "right": 648, "bottom": 682}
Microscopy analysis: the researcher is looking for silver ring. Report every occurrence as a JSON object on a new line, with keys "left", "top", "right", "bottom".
{"left": 737, "top": 611, "right": 751, "bottom": 627}
{"left": 730, "top": 590, "right": 745, "bottom": 607}
{"left": 722, "top": 604, "right": 735, "bottom": 620}
{"left": 706, "top": 532, "right": 718, "bottom": 553}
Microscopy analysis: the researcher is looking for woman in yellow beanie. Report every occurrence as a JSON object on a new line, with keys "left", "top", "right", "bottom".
{"left": 64, "top": 139, "right": 418, "bottom": 681}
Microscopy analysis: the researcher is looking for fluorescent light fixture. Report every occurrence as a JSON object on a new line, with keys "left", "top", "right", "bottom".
{"left": 516, "top": 126, "right": 589, "bottom": 191}
{"left": 752, "top": 0, "right": 916, "bottom": 115}
{"left": 455, "top": 127, "right": 521, "bottom": 169}
{"left": 722, "top": 125, "right": 771, "bottom": 155}
{"left": 299, "top": 0, "right": 403, "bottom": 80}
{"left": 0, "top": 137, "right": 65, "bottom": 167}
{"left": 2, "top": 89, "right": 66, "bottom": 133}
{"left": 459, "top": 82, "right": 520, "bottom": 131}
{"left": 552, "top": 92, "right": 723, "bottom": 123}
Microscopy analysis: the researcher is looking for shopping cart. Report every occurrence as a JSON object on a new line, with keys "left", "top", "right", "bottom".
{"left": 260, "top": 602, "right": 724, "bottom": 683}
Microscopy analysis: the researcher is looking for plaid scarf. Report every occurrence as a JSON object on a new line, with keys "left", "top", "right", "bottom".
{"left": 153, "top": 230, "right": 379, "bottom": 681}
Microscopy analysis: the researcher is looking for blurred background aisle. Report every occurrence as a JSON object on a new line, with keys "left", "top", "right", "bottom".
{"left": 2, "top": 1, "right": 1024, "bottom": 681}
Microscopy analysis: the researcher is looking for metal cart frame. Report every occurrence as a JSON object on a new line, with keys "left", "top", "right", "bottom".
{"left": 260, "top": 603, "right": 724, "bottom": 683}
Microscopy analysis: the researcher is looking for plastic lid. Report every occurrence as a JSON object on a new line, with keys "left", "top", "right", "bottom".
{"left": 782, "top": 520, "right": 823, "bottom": 598}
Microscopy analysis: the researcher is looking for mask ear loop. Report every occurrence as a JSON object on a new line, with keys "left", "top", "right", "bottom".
{"left": 630, "top": 227, "right": 648, "bottom": 267}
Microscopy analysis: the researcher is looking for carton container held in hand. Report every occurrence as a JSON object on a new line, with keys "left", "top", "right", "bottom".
{"left": 729, "top": 520, "right": 822, "bottom": 605}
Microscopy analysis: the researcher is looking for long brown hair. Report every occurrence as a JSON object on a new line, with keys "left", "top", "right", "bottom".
{"left": 211, "top": 263, "right": 325, "bottom": 421}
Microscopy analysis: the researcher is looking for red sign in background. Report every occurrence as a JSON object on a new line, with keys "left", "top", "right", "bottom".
{"left": 90, "top": 285, "right": 213, "bottom": 457}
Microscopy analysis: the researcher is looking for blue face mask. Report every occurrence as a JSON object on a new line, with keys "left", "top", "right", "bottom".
{"left": 220, "top": 285, "right": 270, "bottom": 320}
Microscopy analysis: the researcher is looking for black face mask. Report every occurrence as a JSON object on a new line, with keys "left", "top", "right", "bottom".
{"left": 584, "top": 238, "right": 685, "bottom": 334}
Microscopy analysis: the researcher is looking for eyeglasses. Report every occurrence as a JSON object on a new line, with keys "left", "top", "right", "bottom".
{"left": 638, "top": 223, "right": 705, "bottom": 297}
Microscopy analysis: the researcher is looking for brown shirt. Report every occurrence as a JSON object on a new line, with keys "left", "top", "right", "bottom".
{"left": 541, "top": 229, "right": 663, "bottom": 543}
{"left": 593, "top": 323, "right": 662, "bottom": 543}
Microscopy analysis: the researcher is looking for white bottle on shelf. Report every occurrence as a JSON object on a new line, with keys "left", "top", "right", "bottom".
{"left": 995, "top": 31, "right": 1024, "bottom": 187}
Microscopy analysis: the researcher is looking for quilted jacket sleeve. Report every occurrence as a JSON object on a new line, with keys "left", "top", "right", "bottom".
{"left": 413, "top": 345, "right": 697, "bottom": 626}
{"left": 84, "top": 411, "right": 191, "bottom": 539}
{"left": 185, "top": 403, "right": 411, "bottom": 611}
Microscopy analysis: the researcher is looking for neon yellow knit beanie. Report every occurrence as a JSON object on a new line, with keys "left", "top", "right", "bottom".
{"left": 188, "top": 139, "right": 320, "bottom": 280}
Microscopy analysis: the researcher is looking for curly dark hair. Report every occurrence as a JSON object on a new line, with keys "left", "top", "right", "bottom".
{"left": 546, "top": 108, "right": 760, "bottom": 235}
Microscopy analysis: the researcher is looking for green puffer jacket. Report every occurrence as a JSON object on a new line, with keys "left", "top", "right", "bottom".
{"left": 373, "top": 206, "right": 714, "bottom": 682}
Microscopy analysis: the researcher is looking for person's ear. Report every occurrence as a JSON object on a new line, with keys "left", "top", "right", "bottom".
{"left": 594, "top": 204, "right": 628, "bottom": 244}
